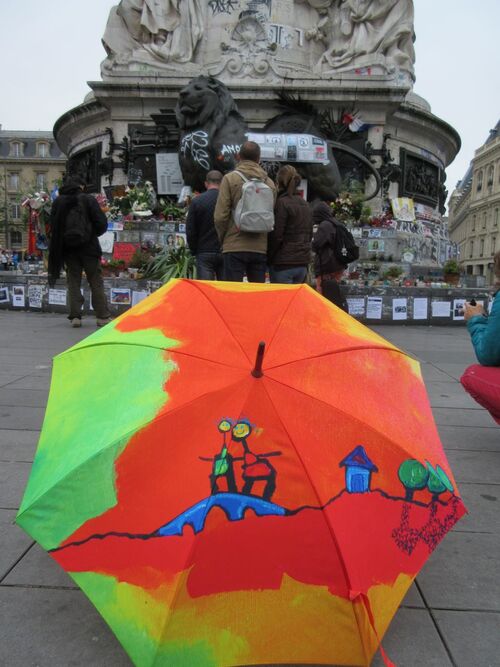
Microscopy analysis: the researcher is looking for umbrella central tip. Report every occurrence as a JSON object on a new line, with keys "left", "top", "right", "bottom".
{"left": 251, "top": 341, "right": 266, "bottom": 378}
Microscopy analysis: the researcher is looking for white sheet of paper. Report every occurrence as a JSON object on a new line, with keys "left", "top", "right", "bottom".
{"left": 99, "top": 231, "right": 115, "bottom": 254}
{"left": 346, "top": 297, "right": 365, "bottom": 316}
{"left": 392, "top": 298, "right": 408, "bottom": 320}
{"left": 28, "top": 285, "right": 43, "bottom": 309}
{"left": 132, "top": 290, "right": 149, "bottom": 307}
{"left": 0, "top": 287, "right": 10, "bottom": 303}
{"left": 48, "top": 288, "right": 67, "bottom": 306}
{"left": 431, "top": 301, "right": 451, "bottom": 317}
{"left": 412, "top": 297, "right": 428, "bottom": 320}
{"left": 453, "top": 299, "right": 466, "bottom": 321}
{"left": 366, "top": 296, "right": 383, "bottom": 319}
{"left": 12, "top": 286, "right": 25, "bottom": 307}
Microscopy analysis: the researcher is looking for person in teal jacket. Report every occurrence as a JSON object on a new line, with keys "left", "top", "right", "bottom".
{"left": 464, "top": 251, "right": 500, "bottom": 366}
{"left": 461, "top": 251, "right": 500, "bottom": 425}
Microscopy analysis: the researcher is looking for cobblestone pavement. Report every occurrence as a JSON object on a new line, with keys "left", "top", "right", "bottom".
{"left": 0, "top": 312, "right": 498, "bottom": 667}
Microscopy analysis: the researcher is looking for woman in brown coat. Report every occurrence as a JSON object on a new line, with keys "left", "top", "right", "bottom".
{"left": 267, "top": 165, "right": 313, "bottom": 284}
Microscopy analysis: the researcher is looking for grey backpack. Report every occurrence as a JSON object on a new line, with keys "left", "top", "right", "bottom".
{"left": 233, "top": 171, "right": 275, "bottom": 233}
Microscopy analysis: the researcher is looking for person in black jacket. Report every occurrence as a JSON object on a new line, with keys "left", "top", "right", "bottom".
{"left": 186, "top": 170, "right": 224, "bottom": 280}
{"left": 48, "top": 176, "right": 111, "bottom": 327}
{"left": 311, "top": 201, "right": 347, "bottom": 294}
{"left": 267, "top": 165, "right": 313, "bottom": 284}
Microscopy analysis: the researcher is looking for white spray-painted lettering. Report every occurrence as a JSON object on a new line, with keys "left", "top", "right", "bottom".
{"left": 180, "top": 131, "right": 210, "bottom": 170}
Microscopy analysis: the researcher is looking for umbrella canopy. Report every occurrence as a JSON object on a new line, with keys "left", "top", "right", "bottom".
{"left": 17, "top": 280, "right": 466, "bottom": 667}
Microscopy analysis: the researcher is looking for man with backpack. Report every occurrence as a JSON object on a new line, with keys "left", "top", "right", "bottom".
{"left": 311, "top": 201, "right": 359, "bottom": 311}
{"left": 48, "top": 176, "right": 111, "bottom": 327}
{"left": 214, "top": 141, "right": 276, "bottom": 282}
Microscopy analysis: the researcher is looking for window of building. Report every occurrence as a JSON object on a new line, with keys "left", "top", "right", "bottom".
{"left": 476, "top": 171, "right": 483, "bottom": 192}
{"left": 483, "top": 212, "right": 487, "bottom": 229}
{"left": 36, "top": 173, "right": 47, "bottom": 190}
{"left": 10, "top": 202, "right": 21, "bottom": 219}
{"left": 487, "top": 165, "right": 494, "bottom": 187}
{"left": 494, "top": 209, "right": 499, "bottom": 227}
{"left": 8, "top": 173, "right": 20, "bottom": 191}
{"left": 37, "top": 142, "right": 49, "bottom": 158}
{"left": 9, "top": 141, "right": 23, "bottom": 157}
{"left": 492, "top": 237, "right": 497, "bottom": 254}
{"left": 471, "top": 215, "right": 476, "bottom": 231}
{"left": 480, "top": 238, "right": 485, "bottom": 257}
{"left": 469, "top": 240, "right": 474, "bottom": 258}
{"left": 10, "top": 230, "right": 22, "bottom": 245}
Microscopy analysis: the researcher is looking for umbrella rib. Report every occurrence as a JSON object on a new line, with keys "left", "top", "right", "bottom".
{"left": 185, "top": 280, "right": 254, "bottom": 365}
{"left": 262, "top": 378, "right": 397, "bottom": 664}
{"left": 260, "top": 284, "right": 305, "bottom": 352}
{"left": 151, "top": 378, "right": 257, "bottom": 667}
{"left": 263, "top": 373, "right": 422, "bottom": 461}
{"left": 260, "top": 381, "right": 361, "bottom": 608}
{"left": 266, "top": 344, "right": 412, "bottom": 371}
{"left": 59, "top": 341, "right": 247, "bottom": 371}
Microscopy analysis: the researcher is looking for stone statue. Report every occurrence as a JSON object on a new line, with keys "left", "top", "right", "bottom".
{"left": 102, "top": 0, "right": 204, "bottom": 70}
{"left": 303, "top": 0, "right": 415, "bottom": 79}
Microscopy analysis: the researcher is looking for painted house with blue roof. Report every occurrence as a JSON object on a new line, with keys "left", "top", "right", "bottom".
{"left": 340, "top": 446, "right": 378, "bottom": 493}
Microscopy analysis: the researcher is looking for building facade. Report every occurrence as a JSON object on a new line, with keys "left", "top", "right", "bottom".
{"left": 0, "top": 127, "right": 66, "bottom": 250}
{"left": 449, "top": 121, "right": 500, "bottom": 283}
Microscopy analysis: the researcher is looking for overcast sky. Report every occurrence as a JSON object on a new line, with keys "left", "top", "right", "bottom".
{"left": 1, "top": 0, "right": 499, "bottom": 200}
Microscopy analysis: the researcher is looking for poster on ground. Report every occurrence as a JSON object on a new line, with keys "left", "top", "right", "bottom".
{"left": 366, "top": 296, "right": 383, "bottom": 319}
{"left": 48, "top": 289, "right": 67, "bottom": 306}
{"left": 110, "top": 288, "right": 132, "bottom": 305}
{"left": 0, "top": 287, "right": 9, "bottom": 303}
{"left": 131, "top": 290, "right": 149, "bottom": 307}
{"left": 412, "top": 298, "right": 428, "bottom": 320}
{"left": 453, "top": 299, "right": 466, "bottom": 321}
{"left": 346, "top": 297, "right": 365, "bottom": 316}
{"left": 392, "top": 298, "right": 408, "bottom": 320}
{"left": 431, "top": 301, "right": 451, "bottom": 318}
{"left": 28, "top": 285, "right": 44, "bottom": 309}
{"left": 12, "top": 285, "right": 25, "bottom": 308}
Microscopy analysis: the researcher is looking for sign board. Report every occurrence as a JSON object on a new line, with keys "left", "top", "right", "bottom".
{"left": 246, "top": 133, "right": 329, "bottom": 165}
{"left": 113, "top": 242, "right": 140, "bottom": 264}
{"left": 156, "top": 153, "right": 184, "bottom": 195}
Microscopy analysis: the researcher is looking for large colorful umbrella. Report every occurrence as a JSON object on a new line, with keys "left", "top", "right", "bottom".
{"left": 17, "top": 280, "right": 465, "bottom": 667}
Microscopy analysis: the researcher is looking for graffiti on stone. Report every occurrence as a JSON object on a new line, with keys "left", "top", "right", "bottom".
{"left": 180, "top": 131, "right": 210, "bottom": 170}
{"left": 209, "top": 0, "right": 239, "bottom": 15}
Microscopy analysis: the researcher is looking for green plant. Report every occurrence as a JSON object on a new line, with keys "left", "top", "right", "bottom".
{"left": 159, "top": 199, "right": 186, "bottom": 220}
{"left": 143, "top": 245, "right": 196, "bottom": 282}
{"left": 383, "top": 265, "right": 403, "bottom": 279}
{"left": 443, "top": 259, "right": 460, "bottom": 275}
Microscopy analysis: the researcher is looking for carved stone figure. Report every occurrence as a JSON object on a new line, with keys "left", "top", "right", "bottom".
{"left": 303, "top": 0, "right": 415, "bottom": 79}
{"left": 175, "top": 76, "right": 381, "bottom": 198}
{"left": 102, "top": 0, "right": 204, "bottom": 70}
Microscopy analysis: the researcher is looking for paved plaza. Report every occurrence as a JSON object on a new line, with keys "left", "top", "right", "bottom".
{"left": 0, "top": 310, "right": 498, "bottom": 667}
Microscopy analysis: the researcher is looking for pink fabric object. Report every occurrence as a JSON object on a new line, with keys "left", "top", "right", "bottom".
{"left": 461, "top": 364, "right": 500, "bottom": 425}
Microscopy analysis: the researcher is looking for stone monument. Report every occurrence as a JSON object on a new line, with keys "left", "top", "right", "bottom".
{"left": 54, "top": 0, "right": 460, "bottom": 271}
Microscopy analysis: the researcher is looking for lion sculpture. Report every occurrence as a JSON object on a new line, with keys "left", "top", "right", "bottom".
{"left": 175, "top": 76, "right": 380, "bottom": 199}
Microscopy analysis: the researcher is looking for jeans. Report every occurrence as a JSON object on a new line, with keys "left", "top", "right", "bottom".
{"left": 223, "top": 252, "right": 267, "bottom": 283}
{"left": 196, "top": 252, "right": 224, "bottom": 280}
{"left": 65, "top": 254, "right": 110, "bottom": 320}
{"left": 269, "top": 266, "right": 307, "bottom": 284}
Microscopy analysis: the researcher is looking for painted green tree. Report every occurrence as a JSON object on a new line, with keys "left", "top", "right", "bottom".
{"left": 398, "top": 459, "right": 429, "bottom": 501}
{"left": 426, "top": 462, "right": 454, "bottom": 501}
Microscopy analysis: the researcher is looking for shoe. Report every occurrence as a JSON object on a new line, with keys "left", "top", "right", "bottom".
{"left": 96, "top": 317, "right": 112, "bottom": 327}
{"left": 71, "top": 318, "right": 82, "bottom": 328}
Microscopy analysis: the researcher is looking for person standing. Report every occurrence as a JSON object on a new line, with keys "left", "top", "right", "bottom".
{"left": 461, "top": 251, "right": 500, "bottom": 424}
{"left": 267, "top": 165, "right": 312, "bottom": 284}
{"left": 214, "top": 141, "right": 276, "bottom": 283}
{"left": 311, "top": 201, "right": 347, "bottom": 292}
{"left": 48, "top": 176, "right": 111, "bottom": 328}
{"left": 186, "top": 170, "right": 224, "bottom": 280}
{"left": 0, "top": 249, "right": 9, "bottom": 271}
